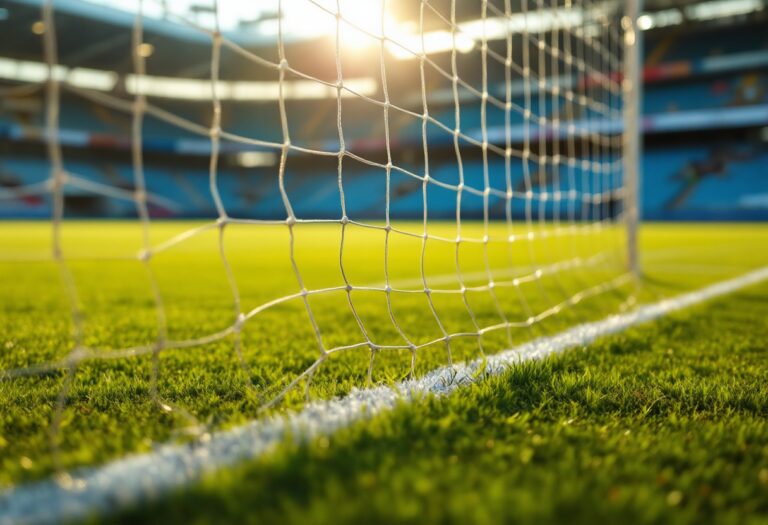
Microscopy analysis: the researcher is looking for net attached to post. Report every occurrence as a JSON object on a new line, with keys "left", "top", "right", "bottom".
{"left": 0, "top": 0, "right": 635, "bottom": 479}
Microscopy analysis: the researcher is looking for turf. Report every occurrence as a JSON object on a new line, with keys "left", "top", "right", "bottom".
{"left": 0, "top": 222, "right": 767, "bottom": 501}
{"left": 116, "top": 278, "right": 768, "bottom": 525}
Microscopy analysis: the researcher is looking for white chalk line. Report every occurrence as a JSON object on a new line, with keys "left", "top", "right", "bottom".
{"left": 1, "top": 266, "right": 767, "bottom": 525}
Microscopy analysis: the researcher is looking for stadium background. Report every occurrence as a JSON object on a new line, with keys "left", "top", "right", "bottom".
{"left": 0, "top": 0, "right": 766, "bottom": 222}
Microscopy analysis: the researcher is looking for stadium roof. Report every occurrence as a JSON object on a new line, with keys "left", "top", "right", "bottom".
{"left": 0, "top": 0, "right": 764, "bottom": 81}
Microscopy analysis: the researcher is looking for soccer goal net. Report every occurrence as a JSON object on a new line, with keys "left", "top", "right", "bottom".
{"left": 1, "top": 0, "right": 640, "bottom": 473}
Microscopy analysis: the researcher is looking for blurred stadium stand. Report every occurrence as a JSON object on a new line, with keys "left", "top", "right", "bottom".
{"left": 1, "top": 0, "right": 767, "bottom": 220}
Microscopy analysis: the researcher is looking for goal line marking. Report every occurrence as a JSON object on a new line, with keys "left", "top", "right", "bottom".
{"left": 2, "top": 266, "right": 767, "bottom": 525}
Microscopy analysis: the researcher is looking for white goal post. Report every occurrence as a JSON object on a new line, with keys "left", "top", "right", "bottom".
{"left": 623, "top": 0, "right": 643, "bottom": 276}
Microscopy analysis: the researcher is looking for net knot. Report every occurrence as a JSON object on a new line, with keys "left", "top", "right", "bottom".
{"left": 67, "top": 346, "right": 88, "bottom": 365}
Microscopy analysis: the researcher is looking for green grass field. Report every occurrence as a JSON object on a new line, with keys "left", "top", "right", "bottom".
{"left": 122, "top": 277, "right": 768, "bottom": 525}
{"left": 1, "top": 222, "right": 767, "bottom": 523}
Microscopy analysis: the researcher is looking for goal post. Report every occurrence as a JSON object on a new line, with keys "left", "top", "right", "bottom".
{"left": 623, "top": 0, "right": 643, "bottom": 277}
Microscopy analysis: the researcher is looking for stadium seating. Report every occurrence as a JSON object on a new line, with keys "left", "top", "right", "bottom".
{"left": 1, "top": 18, "right": 767, "bottom": 221}
{"left": 642, "top": 146, "right": 768, "bottom": 220}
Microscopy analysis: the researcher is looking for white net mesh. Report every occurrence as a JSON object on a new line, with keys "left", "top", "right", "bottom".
{"left": 0, "top": 0, "right": 636, "bottom": 477}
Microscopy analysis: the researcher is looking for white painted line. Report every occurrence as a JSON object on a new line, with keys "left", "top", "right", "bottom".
{"left": 2, "top": 266, "right": 767, "bottom": 525}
